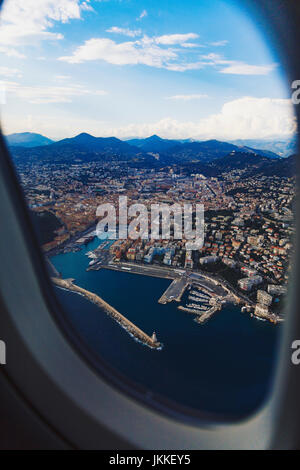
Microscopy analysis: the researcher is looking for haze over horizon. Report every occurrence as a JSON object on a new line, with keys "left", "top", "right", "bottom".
{"left": 0, "top": 0, "right": 297, "bottom": 141}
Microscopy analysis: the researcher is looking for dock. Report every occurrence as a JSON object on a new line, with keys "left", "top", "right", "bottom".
{"left": 158, "top": 277, "right": 189, "bottom": 304}
{"left": 52, "top": 277, "right": 161, "bottom": 349}
{"left": 195, "top": 305, "right": 221, "bottom": 324}
{"left": 178, "top": 305, "right": 203, "bottom": 315}
{"left": 88, "top": 261, "right": 176, "bottom": 280}
{"left": 188, "top": 295, "right": 209, "bottom": 304}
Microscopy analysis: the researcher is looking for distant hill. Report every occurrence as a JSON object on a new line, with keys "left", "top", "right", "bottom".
{"left": 128, "top": 136, "right": 280, "bottom": 161}
{"left": 163, "top": 140, "right": 248, "bottom": 163}
{"left": 53, "top": 132, "right": 140, "bottom": 155}
{"left": 127, "top": 135, "right": 179, "bottom": 153}
{"left": 6, "top": 132, "right": 290, "bottom": 159}
{"left": 10, "top": 132, "right": 152, "bottom": 165}
{"left": 174, "top": 152, "right": 295, "bottom": 179}
{"left": 230, "top": 137, "right": 297, "bottom": 158}
{"left": 211, "top": 151, "right": 295, "bottom": 177}
{"left": 5, "top": 132, "right": 54, "bottom": 148}
{"left": 10, "top": 132, "right": 292, "bottom": 179}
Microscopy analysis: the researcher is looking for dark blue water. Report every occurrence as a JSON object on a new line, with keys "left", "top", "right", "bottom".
{"left": 51, "top": 238, "right": 281, "bottom": 416}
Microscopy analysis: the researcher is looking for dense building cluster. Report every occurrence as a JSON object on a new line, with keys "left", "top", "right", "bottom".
{"left": 15, "top": 159, "right": 295, "bottom": 317}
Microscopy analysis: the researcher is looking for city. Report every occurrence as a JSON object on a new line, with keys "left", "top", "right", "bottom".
{"left": 12, "top": 135, "right": 295, "bottom": 331}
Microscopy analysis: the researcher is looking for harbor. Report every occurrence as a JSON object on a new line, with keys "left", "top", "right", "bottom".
{"left": 49, "top": 232, "right": 282, "bottom": 343}
{"left": 177, "top": 281, "right": 226, "bottom": 324}
{"left": 87, "top": 250, "right": 243, "bottom": 326}
{"left": 49, "top": 239, "right": 282, "bottom": 415}
{"left": 100, "top": 261, "right": 234, "bottom": 325}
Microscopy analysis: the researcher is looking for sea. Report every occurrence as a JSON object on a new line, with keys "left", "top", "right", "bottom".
{"left": 51, "top": 237, "right": 281, "bottom": 417}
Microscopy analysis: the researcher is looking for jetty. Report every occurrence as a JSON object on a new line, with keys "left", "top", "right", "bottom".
{"left": 186, "top": 304, "right": 209, "bottom": 311}
{"left": 178, "top": 305, "right": 203, "bottom": 315}
{"left": 52, "top": 277, "right": 161, "bottom": 349}
{"left": 195, "top": 305, "right": 221, "bottom": 324}
{"left": 188, "top": 295, "right": 209, "bottom": 304}
{"left": 190, "top": 290, "right": 211, "bottom": 300}
{"left": 158, "top": 277, "right": 189, "bottom": 304}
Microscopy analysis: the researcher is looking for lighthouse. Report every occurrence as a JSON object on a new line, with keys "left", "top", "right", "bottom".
{"left": 151, "top": 331, "right": 158, "bottom": 343}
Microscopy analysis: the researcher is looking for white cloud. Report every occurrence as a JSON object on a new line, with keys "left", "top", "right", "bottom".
{"left": 155, "top": 33, "right": 199, "bottom": 45}
{"left": 81, "top": 1, "right": 94, "bottom": 12}
{"left": 96, "top": 97, "right": 296, "bottom": 140}
{"left": 0, "top": 66, "right": 22, "bottom": 78}
{"left": 58, "top": 32, "right": 275, "bottom": 75}
{"left": 59, "top": 37, "right": 177, "bottom": 67}
{"left": 58, "top": 34, "right": 208, "bottom": 71}
{"left": 200, "top": 53, "right": 231, "bottom": 65}
{"left": 106, "top": 27, "right": 142, "bottom": 38}
{"left": 194, "top": 97, "right": 296, "bottom": 139}
{"left": 220, "top": 63, "right": 277, "bottom": 75}
{"left": 165, "top": 62, "right": 204, "bottom": 72}
{"left": 201, "top": 53, "right": 277, "bottom": 75}
{"left": 0, "top": 0, "right": 90, "bottom": 55}
{"left": 54, "top": 74, "right": 72, "bottom": 81}
{"left": 166, "top": 94, "right": 208, "bottom": 101}
{"left": 138, "top": 10, "right": 148, "bottom": 20}
{"left": 210, "top": 40, "right": 229, "bottom": 47}
{"left": 181, "top": 43, "right": 201, "bottom": 48}
{"left": 0, "top": 46, "right": 26, "bottom": 59}
{"left": 3, "top": 97, "right": 296, "bottom": 141}
{"left": 1, "top": 112, "right": 108, "bottom": 140}
{"left": 2, "top": 80, "right": 107, "bottom": 104}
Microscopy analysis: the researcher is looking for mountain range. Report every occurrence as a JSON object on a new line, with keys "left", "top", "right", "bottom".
{"left": 126, "top": 134, "right": 282, "bottom": 160}
{"left": 7, "top": 132, "right": 296, "bottom": 178}
{"left": 229, "top": 137, "right": 297, "bottom": 158}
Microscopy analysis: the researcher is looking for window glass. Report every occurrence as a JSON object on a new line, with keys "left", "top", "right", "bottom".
{"left": 0, "top": 0, "right": 296, "bottom": 417}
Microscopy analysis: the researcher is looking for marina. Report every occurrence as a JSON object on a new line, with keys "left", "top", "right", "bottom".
{"left": 85, "top": 243, "right": 242, "bottom": 326}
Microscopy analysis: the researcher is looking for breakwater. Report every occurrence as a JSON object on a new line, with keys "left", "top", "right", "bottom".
{"left": 52, "top": 277, "right": 161, "bottom": 349}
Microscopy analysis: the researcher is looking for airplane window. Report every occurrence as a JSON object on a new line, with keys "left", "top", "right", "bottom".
{"left": 0, "top": 0, "right": 296, "bottom": 419}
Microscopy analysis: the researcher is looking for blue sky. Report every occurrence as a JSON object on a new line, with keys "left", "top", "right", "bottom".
{"left": 0, "top": 0, "right": 296, "bottom": 140}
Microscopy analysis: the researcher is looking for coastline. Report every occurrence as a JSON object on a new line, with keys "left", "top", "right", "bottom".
{"left": 49, "top": 231, "right": 283, "bottom": 326}
{"left": 92, "top": 261, "right": 282, "bottom": 325}
{"left": 50, "top": 246, "right": 282, "bottom": 414}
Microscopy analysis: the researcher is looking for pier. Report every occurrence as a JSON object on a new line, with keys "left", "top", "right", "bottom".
{"left": 158, "top": 277, "right": 189, "bottom": 304}
{"left": 178, "top": 305, "right": 203, "bottom": 315}
{"left": 52, "top": 277, "right": 161, "bottom": 349}
{"left": 195, "top": 306, "right": 221, "bottom": 324}
{"left": 88, "top": 261, "right": 177, "bottom": 280}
